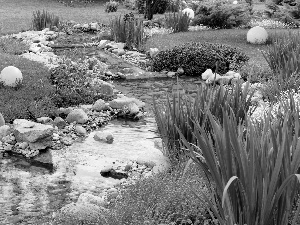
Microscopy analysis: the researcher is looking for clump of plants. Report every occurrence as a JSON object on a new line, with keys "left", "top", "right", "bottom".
{"left": 164, "top": 11, "right": 191, "bottom": 33}
{"left": 32, "top": 10, "right": 60, "bottom": 31}
{"left": 105, "top": 0, "right": 119, "bottom": 13}
{"left": 152, "top": 42, "right": 249, "bottom": 76}
{"left": 110, "top": 13, "right": 145, "bottom": 50}
{"left": 264, "top": 0, "right": 300, "bottom": 27}
{"left": 261, "top": 31, "right": 300, "bottom": 102}
{"left": 153, "top": 82, "right": 255, "bottom": 165}
{"left": 177, "top": 96, "right": 300, "bottom": 224}
{"left": 48, "top": 57, "right": 112, "bottom": 108}
{"left": 191, "top": 0, "right": 252, "bottom": 29}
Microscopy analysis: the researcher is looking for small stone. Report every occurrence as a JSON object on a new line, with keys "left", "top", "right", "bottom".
{"left": 167, "top": 72, "right": 176, "bottom": 77}
{"left": 37, "top": 117, "right": 53, "bottom": 124}
{"left": 61, "top": 137, "right": 73, "bottom": 146}
{"left": 177, "top": 67, "right": 184, "bottom": 75}
{"left": 66, "top": 109, "right": 88, "bottom": 124}
{"left": 75, "top": 125, "right": 87, "bottom": 136}
{"left": 92, "top": 99, "right": 107, "bottom": 111}
{"left": 0, "top": 125, "right": 10, "bottom": 140}
{"left": 53, "top": 117, "right": 67, "bottom": 129}
{"left": 94, "top": 131, "right": 114, "bottom": 144}
{"left": 4, "top": 144, "right": 13, "bottom": 151}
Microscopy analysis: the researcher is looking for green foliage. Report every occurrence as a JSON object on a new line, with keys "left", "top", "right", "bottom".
{"left": 178, "top": 97, "right": 300, "bottom": 225}
{"left": 191, "top": 0, "right": 252, "bottom": 29}
{"left": 105, "top": 0, "right": 119, "bottom": 13}
{"left": 153, "top": 82, "right": 255, "bottom": 166}
{"left": 49, "top": 57, "right": 111, "bottom": 108}
{"left": 262, "top": 31, "right": 300, "bottom": 97}
{"left": 110, "top": 13, "right": 145, "bottom": 50}
{"left": 152, "top": 42, "right": 249, "bottom": 76}
{"left": 104, "top": 163, "right": 208, "bottom": 225}
{"left": 164, "top": 11, "right": 191, "bottom": 33}
{"left": 123, "top": 0, "right": 136, "bottom": 10}
{"left": 265, "top": 0, "right": 300, "bottom": 26}
{"left": 32, "top": 10, "right": 60, "bottom": 31}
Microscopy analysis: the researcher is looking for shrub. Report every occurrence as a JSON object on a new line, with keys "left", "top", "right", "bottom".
{"left": 262, "top": 31, "right": 300, "bottom": 94}
{"left": 123, "top": 0, "right": 136, "bottom": 10}
{"left": 32, "top": 10, "right": 60, "bottom": 31}
{"left": 153, "top": 82, "right": 255, "bottom": 165}
{"left": 264, "top": 0, "right": 300, "bottom": 27}
{"left": 110, "top": 13, "right": 145, "bottom": 50}
{"left": 105, "top": 0, "right": 119, "bottom": 13}
{"left": 49, "top": 57, "right": 111, "bottom": 108}
{"left": 152, "top": 42, "right": 249, "bottom": 76}
{"left": 164, "top": 11, "right": 191, "bottom": 33}
{"left": 178, "top": 97, "right": 300, "bottom": 225}
{"left": 191, "top": 0, "right": 252, "bottom": 29}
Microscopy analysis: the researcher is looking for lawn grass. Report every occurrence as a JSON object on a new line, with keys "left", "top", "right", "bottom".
{"left": 144, "top": 28, "right": 299, "bottom": 69}
{"left": 0, "top": 0, "right": 137, "bottom": 35}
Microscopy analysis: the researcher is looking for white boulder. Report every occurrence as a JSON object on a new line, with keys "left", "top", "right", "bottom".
{"left": 149, "top": 48, "right": 159, "bottom": 58}
{"left": 201, "top": 69, "right": 213, "bottom": 80}
{"left": 66, "top": 109, "right": 89, "bottom": 124}
{"left": 0, "top": 66, "right": 23, "bottom": 87}
{"left": 247, "top": 26, "right": 268, "bottom": 44}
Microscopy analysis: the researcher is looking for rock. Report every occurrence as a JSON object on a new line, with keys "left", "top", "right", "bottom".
{"left": 182, "top": 7, "right": 195, "bottom": 19}
{"left": 109, "top": 96, "right": 145, "bottom": 109}
{"left": 149, "top": 48, "right": 159, "bottom": 58}
{"left": 82, "top": 23, "right": 89, "bottom": 30}
{"left": 13, "top": 119, "right": 54, "bottom": 151}
{"left": 37, "top": 117, "right": 53, "bottom": 124}
{"left": 201, "top": 69, "right": 213, "bottom": 80}
{"left": 98, "top": 40, "right": 110, "bottom": 49}
{"left": 92, "top": 99, "right": 107, "bottom": 111}
{"left": 53, "top": 117, "right": 67, "bottom": 129}
{"left": 177, "top": 67, "right": 184, "bottom": 75}
{"left": 0, "top": 113, "right": 5, "bottom": 127}
{"left": 73, "top": 24, "right": 81, "bottom": 29}
{"left": 206, "top": 73, "right": 222, "bottom": 84}
{"left": 90, "top": 22, "right": 100, "bottom": 31}
{"left": 247, "top": 26, "right": 268, "bottom": 44}
{"left": 29, "top": 43, "right": 41, "bottom": 53}
{"left": 0, "top": 125, "right": 10, "bottom": 140}
{"left": 94, "top": 131, "right": 114, "bottom": 144}
{"left": 93, "top": 81, "right": 114, "bottom": 96}
{"left": 55, "top": 202, "right": 107, "bottom": 225}
{"left": 105, "top": 42, "right": 125, "bottom": 50}
{"left": 75, "top": 125, "right": 87, "bottom": 136}
{"left": 127, "top": 102, "right": 139, "bottom": 114}
{"left": 66, "top": 109, "right": 88, "bottom": 124}
{"left": 107, "top": 187, "right": 118, "bottom": 199}
{"left": 61, "top": 137, "right": 73, "bottom": 146}
{"left": 77, "top": 193, "right": 106, "bottom": 207}
{"left": 111, "top": 48, "right": 126, "bottom": 56}
{"left": 0, "top": 66, "right": 23, "bottom": 87}
{"left": 167, "top": 72, "right": 176, "bottom": 77}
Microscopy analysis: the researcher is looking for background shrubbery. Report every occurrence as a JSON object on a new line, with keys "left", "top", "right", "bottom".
{"left": 152, "top": 42, "right": 249, "bottom": 76}
{"left": 191, "top": 0, "right": 252, "bottom": 29}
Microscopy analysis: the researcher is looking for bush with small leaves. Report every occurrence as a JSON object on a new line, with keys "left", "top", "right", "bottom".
{"left": 105, "top": 0, "right": 119, "bottom": 13}
{"left": 152, "top": 42, "right": 249, "bottom": 76}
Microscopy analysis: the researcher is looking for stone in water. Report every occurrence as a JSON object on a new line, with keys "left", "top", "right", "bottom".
{"left": 0, "top": 66, "right": 23, "bottom": 87}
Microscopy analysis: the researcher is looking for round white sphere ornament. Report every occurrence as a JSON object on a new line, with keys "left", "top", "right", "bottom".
{"left": 247, "top": 26, "right": 268, "bottom": 44}
{"left": 0, "top": 66, "right": 23, "bottom": 87}
{"left": 233, "top": 0, "right": 238, "bottom": 4}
